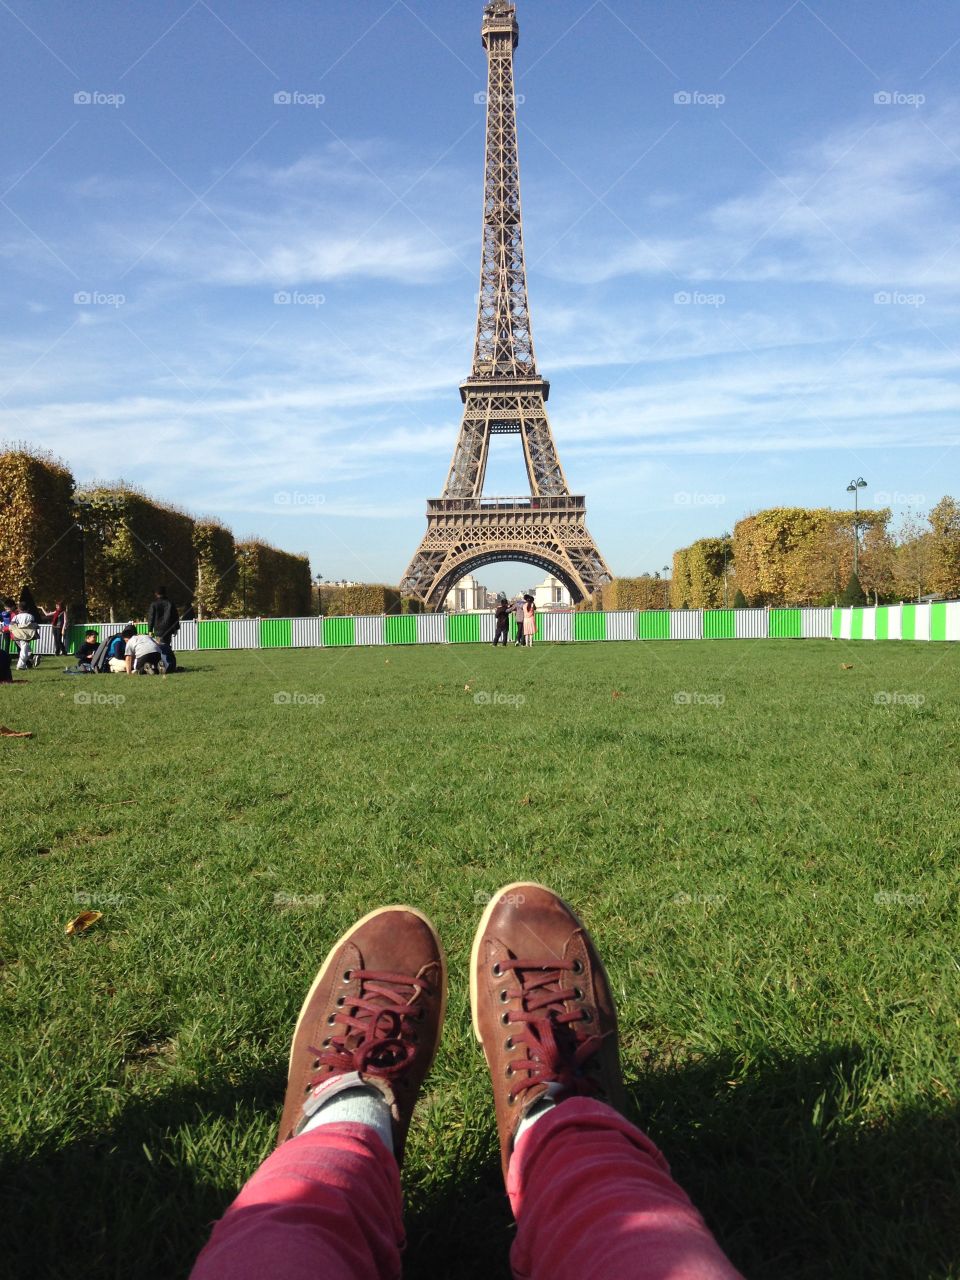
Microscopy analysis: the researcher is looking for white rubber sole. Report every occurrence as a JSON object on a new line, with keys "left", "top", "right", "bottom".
{"left": 287, "top": 903, "right": 448, "bottom": 1085}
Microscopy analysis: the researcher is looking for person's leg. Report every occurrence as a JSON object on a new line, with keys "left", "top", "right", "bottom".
{"left": 16, "top": 640, "right": 31, "bottom": 670}
{"left": 160, "top": 640, "right": 177, "bottom": 672}
{"left": 471, "top": 884, "right": 743, "bottom": 1280}
{"left": 191, "top": 906, "right": 447, "bottom": 1280}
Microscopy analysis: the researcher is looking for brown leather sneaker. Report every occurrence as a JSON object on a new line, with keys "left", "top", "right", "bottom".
{"left": 470, "top": 882, "right": 626, "bottom": 1179}
{"left": 278, "top": 905, "right": 447, "bottom": 1164}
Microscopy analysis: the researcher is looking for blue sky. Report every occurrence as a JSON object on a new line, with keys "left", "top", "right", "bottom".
{"left": 2, "top": 0, "right": 959, "bottom": 596}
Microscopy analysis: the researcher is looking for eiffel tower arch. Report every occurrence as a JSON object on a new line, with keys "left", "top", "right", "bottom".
{"left": 402, "top": 0, "right": 612, "bottom": 609}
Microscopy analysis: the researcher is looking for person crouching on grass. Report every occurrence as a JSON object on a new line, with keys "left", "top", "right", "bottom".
{"left": 121, "top": 625, "right": 163, "bottom": 675}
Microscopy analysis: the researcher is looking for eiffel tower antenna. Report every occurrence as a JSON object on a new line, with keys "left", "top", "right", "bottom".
{"left": 402, "top": 0, "right": 612, "bottom": 607}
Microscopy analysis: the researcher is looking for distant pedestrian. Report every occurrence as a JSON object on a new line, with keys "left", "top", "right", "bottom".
{"left": 11, "top": 591, "right": 41, "bottom": 670}
{"left": 493, "top": 594, "right": 510, "bottom": 646}
{"left": 49, "top": 600, "right": 67, "bottom": 656}
{"left": 522, "top": 593, "right": 536, "bottom": 647}
{"left": 147, "top": 585, "right": 179, "bottom": 674}
{"left": 513, "top": 597, "right": 525, "bottom": 645}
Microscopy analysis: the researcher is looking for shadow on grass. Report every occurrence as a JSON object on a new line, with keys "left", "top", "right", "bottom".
{"left": 2, "top": 1046, "right": 956, "bottom": 1280}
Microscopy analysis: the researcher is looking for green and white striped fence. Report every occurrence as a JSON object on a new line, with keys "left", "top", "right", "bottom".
{"left": 28, "top": 603, "right": 956, "bottom": 656}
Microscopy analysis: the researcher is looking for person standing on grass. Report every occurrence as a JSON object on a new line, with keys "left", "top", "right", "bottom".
{"left": 513, "top": 595, "right": 525, "bottom": 645}
{"left": 49, "top": 600, "right": 67, "bottom": 656}
{"left": 189, "top": 883, "right": 743, "bottom": 1280}
{"left": 11, "top": 591, "right": 41, "bottom": 670}
{"left": 147, "top": 585, "right": 179, "bottom": 674}
{"left": 493, "top": 594, "right": 510, "bottom": 646}
{"left": 522, "top": 593, "right": 536, "bottom": 647}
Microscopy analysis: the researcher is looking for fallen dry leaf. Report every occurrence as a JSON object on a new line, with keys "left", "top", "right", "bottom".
{"left": 840, "top": 663, "right": 854, "bottom": 670}
{"left": 65, "top": 910, "right": 102, "bottom": 936}
{"left": 520, "top": 794, "right": 532, "bottom": 806}
{"left": 0, "top": 725, "right": 33, "bottom": 738}
{"left": 611, "top": 690, "right": 623, "bottom": 700}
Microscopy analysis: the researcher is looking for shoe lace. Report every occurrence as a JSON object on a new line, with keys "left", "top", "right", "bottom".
{"left": 499, "top": 958, "right": 606, "bottom": 1105}
{"left": 308, "top": 968, "right": 429, "bottom": 1083}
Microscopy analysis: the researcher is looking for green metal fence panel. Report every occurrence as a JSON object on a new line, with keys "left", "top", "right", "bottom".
{"left": 875, "top": 607, "right": 889, "bottom": 640}
{"left": 703, "top": 610, "right": 735, "bottom": 639}
{"left": 447, "top": 614, "right": 481, "bottom": 643}
{"left": 385, "top": 615, "right": 417, "bottom": 645}
{"left": 769, "top": 608, "right": 802, "bottom": 638}
{"left": 198, "top": 620, "right": 229, "bottom": 649}
{"left": 638, "top": 610, "right": 670, "bottom": 639}
{"left": 901, "top": 605, "right": 916, "bottom": 641}
{"left": 322, "top": 616, "right": 355, "bottom": 647}
{"left": 850, "top": 608, "right": 863, "bottom": 640}
{"left": 931, "top": 602, "right": 947, "bottom": 642}
{"left": 831, "top": 609, "right": 842, "bottom": 638}
{"left": 260, "top": 618, "right": 292, "bottom": 648}
{"left": 574, "top": 612, "right": 606, "bottom": 641}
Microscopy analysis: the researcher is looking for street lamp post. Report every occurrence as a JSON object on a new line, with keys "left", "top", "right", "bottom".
{"left": 721, "top": 533, "right": 731, "bottom": 607}
{"left": 846, "top": 478, "right": 867, "bottom": 579}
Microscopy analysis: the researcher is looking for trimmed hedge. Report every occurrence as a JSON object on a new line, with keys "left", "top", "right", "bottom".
{"left": 194, "top": 519, "right": 238, "bottom": 618}
{"left": 234, "top": 540, "right": 312, "bottom": 617}
{"left": 0, "top": 447, "right": 80, "bottom": 611}
{"left": 317, "top": 583, "right": 402, "bottom": 616}
{"left": 601, "top": 576, "right": 670, "bottom": 611}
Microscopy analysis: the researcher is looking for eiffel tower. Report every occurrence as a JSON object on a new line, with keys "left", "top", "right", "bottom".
{"left": 402, "top": 0, "right": 611, "bottom": 609}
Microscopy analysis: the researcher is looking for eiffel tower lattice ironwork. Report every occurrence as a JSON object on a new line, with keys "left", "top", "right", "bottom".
{"left": 401, "top": 0, "right": 612, "bottom": 609}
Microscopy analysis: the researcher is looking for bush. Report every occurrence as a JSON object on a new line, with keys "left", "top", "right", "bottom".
{"left": 0, "top": 447, "right": 80, "bottom": 613}
{"left": 601, "top": 576, "right": 670, "bottom": 610}
{"left": 840, "top": 572, "right": 867, "bottom": 606}
{"left": 732, "top": 588, "right": 748, "bottom": 608}
{"left": 233, "top": 541, "right": 312, "bottom": 617}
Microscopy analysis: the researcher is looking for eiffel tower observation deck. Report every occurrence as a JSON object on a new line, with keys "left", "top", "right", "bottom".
{"left": 402, "top": 1, "right": 612, "bottom": 609}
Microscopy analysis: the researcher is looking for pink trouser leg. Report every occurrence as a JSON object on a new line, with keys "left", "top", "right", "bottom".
{"left": 508, "top": 1099, "right": 744, "bottom": 1280}
{"left": 190, "top": 1123, "right": 404, "bottom": 1280}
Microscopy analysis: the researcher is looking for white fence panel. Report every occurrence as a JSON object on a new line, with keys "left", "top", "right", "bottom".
{"left": 801, "top": 608, "right": 833, "bottom": 638}
{"left": 540, "top": 612, "right": 574, "bottom": 642}
{"left": 416, "top": 614, "right": 446, "bottom": 645}
{"left": 946, "top": 602, "right": 960, "bottom": 641}
{"left": 839, "top": 610, "right": 852, "bottom": 640}
{"left": 914, "top": 603, "right": 931, "bottom": 641}
{"left": 862, "top": 609, "right": 876, "bottom": 641}
{"left": 605, "top": 611, "right": 636, "bottom": 642}
{"left": 734, "top": 609, "right": 767, "bottom": 638}
{"left": 478, "top": 613, "right": 496, "bottom": 643}
{"left": 229, "top": 619, "right": 259, "bottom": 649}
{"left": 175, "top": 621, "right": 198, "bottom": 651}
{"left": 354, "top": 616, "right": 385, "bottom": 647}
{"left": 886, "top": 606, "right": 902, "bottom": 640}
{"left": 34, "top": 623, "right": 55, "bottom": 654}
{"left": 292, "top": 617, "right": 324, "bottom": 648}
{"left": 670, "top": 611, "right": 703, "bottom": 640}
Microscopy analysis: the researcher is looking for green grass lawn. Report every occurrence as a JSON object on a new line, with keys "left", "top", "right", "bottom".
{"left": 2, "top": 638, "right": 959, "bottom": 1280}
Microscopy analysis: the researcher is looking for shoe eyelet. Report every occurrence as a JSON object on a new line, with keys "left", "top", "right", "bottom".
{"left": 327, "top": 1013, "right": 337, "bottom": 1025}
{"left": 571, "top": 959, "right": 583, "bottom": 974}
{"left": 342, "top": 970, "right": 352, "bottom": 984}
{"left": 581, "top": 1009, "right": 593, "bottom": 1022}
{"left": 492, "top": 961, "right": 502, "bottom": 977}
{"left": 312, "top": 1057, "right": 321, "bottom": 1068}
{"left": 336, "top": 996, "right": 345, "bottom": 1007}
{"left": 504, "top": 1036, "right": 513, "bottom": 1050}
{"left": 574, "top": 987, "right": 583, "bottom": 1000}
{"left": 501, "top": 1012, "right": 510, "bottom": 1026}
{"left": 507, "top": 1092, "right": 516, "bottom": 1106}
{"left": 321, "top": 1040, "right": 330, "bottom": 1049}
{"left": 499, "top": 989, "right": 509, "bottom": 1003}
{"left": 505, "top": 1065, "right": 513, "bottom": 1078}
